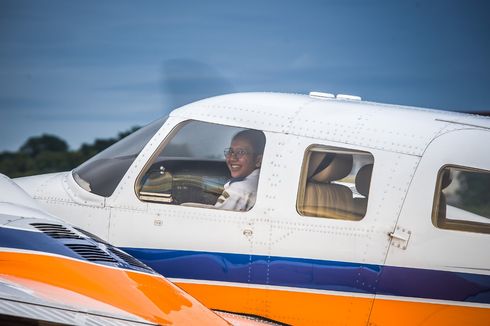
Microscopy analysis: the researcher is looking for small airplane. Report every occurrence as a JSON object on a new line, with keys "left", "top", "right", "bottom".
{"left": 0, "top": 173, "right": 276, "bottom": 325}
{"left": 14, "top": 92, "right": 490, "bottom": 325}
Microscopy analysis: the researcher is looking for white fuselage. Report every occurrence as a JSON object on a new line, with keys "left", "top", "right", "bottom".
{"left": 15, "top": 92, "right": 490, "bottom": 325}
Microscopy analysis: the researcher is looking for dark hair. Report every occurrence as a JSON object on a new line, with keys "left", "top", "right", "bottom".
{"left": 232, "top": 129, "right": 266, "bottom": 155}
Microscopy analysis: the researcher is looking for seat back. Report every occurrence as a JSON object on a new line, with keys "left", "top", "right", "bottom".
{"left": 301, "top": 153, "right": 355, "bottom": 219}
{"left": 352, "top": 164, "right": 373, "bottom": 219}
{"left": 303, "top": 182, "right": 354, "bottom": 219}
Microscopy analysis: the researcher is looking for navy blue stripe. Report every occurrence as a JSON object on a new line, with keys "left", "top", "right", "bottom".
{"left": 0, "top": 227, "right": 80, "bottom": 259}
{"left": 122, "top": 248, "right": 490, "bottom": 304}
{"left": 0, "top": 227, "right": 155, "bottom": 274}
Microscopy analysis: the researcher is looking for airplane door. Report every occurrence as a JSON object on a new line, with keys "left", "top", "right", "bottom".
{"left": 257, "top": 133, "right": 422, "bottom": 325}
{"left": 371, "top": 129, "right": 490, "bottom": 325}
{"left": 108, "top": 119, "right": 271, "bottom": 316}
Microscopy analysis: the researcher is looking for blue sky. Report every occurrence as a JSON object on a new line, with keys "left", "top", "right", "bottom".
{"left": 1, "top": 0, "right": 489, "bottom": 152}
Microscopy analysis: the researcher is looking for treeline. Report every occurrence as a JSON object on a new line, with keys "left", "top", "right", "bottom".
{"left": 0, "top": 127, "right": 140, "bottom": 178}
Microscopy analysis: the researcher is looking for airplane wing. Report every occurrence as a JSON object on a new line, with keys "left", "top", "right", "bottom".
{"left": 0, "top": 275, "right": 155, "bottom": 325}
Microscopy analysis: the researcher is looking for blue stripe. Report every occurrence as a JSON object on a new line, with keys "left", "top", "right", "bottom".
{"left": 0, "top": 227, "right": 80, "bottom": 259}
{"left": 122, "top": 248, "right": 490, "bottom": 304}
{"left": 0, "top": 227, "right": 155, "bottom": 274}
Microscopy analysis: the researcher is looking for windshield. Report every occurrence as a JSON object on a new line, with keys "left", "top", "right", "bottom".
{"left": 72, "top": 117, "right": 167, "bottom": 197}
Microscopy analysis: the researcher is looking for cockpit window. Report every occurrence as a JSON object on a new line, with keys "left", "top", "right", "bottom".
{"left": 297, "top": 146, "right": 374, "bottom": 221}
{"left": 72, "top": 117, "right": 167, "bottom": 197}
{"left": 136, "top": 120, "right": 265, "bottom": 212}
{"left": 433, "top": 165, "right": 490, "bottom": 234}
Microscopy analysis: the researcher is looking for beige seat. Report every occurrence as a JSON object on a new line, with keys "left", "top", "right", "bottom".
{"left": 352, "top": 164, "right": 373, "bottom": 219}
{"left": 301, "top": 153, "right": 354, "bottom": 219}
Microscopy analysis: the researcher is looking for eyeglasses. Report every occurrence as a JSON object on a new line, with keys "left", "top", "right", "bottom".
{"left": 224, "top": 148, "right": 252, "bottom": 159}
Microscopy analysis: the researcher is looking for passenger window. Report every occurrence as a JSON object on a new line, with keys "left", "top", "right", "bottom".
{"left": 433, "top": 166, "right": 490, "bottom": 234}
{"left": 136, "top": 121, "right": 266, "bottom": 212}
{"left": 297, "top": 146, "right": 374, "bottom": 221}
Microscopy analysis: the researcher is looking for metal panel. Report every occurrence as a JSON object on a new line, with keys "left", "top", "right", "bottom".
{"left": 385, "top": 129, "right": 490, "bottom": 272}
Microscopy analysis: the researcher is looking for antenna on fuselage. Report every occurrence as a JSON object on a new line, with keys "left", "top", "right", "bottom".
{"left": 309, "top": 91, "right": 362, "bottom": 101}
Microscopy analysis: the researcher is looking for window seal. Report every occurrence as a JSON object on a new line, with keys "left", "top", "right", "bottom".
{"left": 296, "top": 144, "right": 374, "bottom": 221}
{"left": 432, "top": 164, "right": 490, "bottom": 234}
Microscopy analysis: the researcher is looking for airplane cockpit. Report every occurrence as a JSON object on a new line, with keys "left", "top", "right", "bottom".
{"left": 72, "top": 119, "right": 266, "bottom": 211}
{"left": 137, "top": 121, "right": 240, "bottom": 206}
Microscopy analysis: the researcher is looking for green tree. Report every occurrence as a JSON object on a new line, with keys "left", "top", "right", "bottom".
{"left": 0, "top": 126, "right": 141, "bottom": 178}
{"left": 80, "top": 138, "right": 118, "bottom": 158}
{"left": 0, "top": 152, "right": 35, "bottom": 178}
{"left": 20, "top": 134, "right": 68, "bottom": 157}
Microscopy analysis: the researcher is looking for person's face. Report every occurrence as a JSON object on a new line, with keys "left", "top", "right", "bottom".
{"left": 226, "top": 137, "right": 262, "bottom": 179}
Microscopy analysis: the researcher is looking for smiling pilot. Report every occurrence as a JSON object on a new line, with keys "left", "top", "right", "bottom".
{"left": 215, "top": 129, "right": 266, "bottom": 211}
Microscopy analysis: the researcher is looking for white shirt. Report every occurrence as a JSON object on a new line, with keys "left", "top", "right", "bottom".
{"left": 214, "top": 169, "right": 260, "bottom": 211}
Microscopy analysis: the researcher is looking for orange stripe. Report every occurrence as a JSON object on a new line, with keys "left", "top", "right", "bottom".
{"left": 177, "top": 282, "right": 373, "bottom": 325}
{"left": 176, "top": 282, "right": 490, "bottom": 326}
{"left": 0, "top": 252, "right": 227, "bottom": 325}
{"left": 369, "top": 298, "right": 490, "bottom": 326}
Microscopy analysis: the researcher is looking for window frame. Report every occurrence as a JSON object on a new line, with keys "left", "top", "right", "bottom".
{"left": 432, "top": 164, "right": 490, "bottom": 234}
{"left": 134, "top": 119, "right": 265, "bottom": 212}
{"left": 296, "top": 144, "right": 374, "bottom": 221}
{"left": 134, "top": 119, "right": 184, "bottom": 198}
